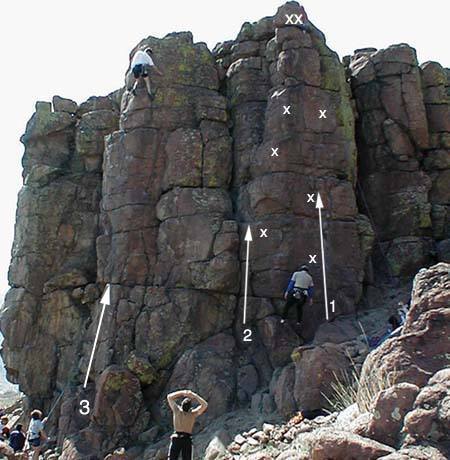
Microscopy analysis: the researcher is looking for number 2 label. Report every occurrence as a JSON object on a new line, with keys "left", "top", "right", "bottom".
{"left": 243, "top": 329, "right": 253, "bottom": 342}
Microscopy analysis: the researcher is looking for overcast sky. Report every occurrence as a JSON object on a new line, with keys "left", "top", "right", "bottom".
{"left": 0, "top": 0, "right": 448, "bottom": 296}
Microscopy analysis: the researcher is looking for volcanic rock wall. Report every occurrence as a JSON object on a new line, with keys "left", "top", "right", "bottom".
{"left": 216, "top": 1, "right": 367, "bottom": 321}
{"left": 349, "top": 46, "right": 450, "bottom": 278}
{"left": 0, "top": 1, "right": 449, "bottom": 457}
{"left": 1, "top": 96, "right": 119, "bottom": 402}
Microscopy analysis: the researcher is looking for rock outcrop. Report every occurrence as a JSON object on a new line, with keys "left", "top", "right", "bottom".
{"left": 211, "top": 263, "right": 450, "bottom": 459}
{"left": 359, "top": 263, "right": 450, "bottom": 389}
{"left": 349, "top": 46, "right": 450, "bottom": 278}
{"left": 1, "top": 1, "right": 449, "bottom": 458}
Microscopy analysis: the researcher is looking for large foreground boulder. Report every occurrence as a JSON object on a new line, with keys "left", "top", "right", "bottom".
{"left": 403, "top": 368, "right": 450, "bottom": 446}
{"left": 365, "top": 382, "right": 420, "bottom": 447}
{"left": 359, "top": 263, "right": 450, "bottom": 392}
{"left": 308, "top": 429, "right": 395, "bottom": 459}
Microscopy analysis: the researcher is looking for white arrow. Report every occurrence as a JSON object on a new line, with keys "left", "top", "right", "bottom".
{"left": 316, "top": 194, "right": 330, "bottom": 321}
{"left": 83, "top": 284, "right": 111, "bottom": 388}
{"left": 243, "top": 226, "right": 253, "bottom": 325}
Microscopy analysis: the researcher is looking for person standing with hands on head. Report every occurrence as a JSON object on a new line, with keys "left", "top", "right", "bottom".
{"left": 167, "top": 389, "right": 208, "bottom": 460}
{"left": 129, "top": 47, "right": 163, "bottom": 99}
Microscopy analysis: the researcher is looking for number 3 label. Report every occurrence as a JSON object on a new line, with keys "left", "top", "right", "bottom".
{"left": 79, "top": 399, "right": 90, "bottom": 415}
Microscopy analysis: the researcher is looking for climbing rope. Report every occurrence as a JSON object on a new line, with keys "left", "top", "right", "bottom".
{"left": 45, "top": 389, "right": 65, "bottom": 423}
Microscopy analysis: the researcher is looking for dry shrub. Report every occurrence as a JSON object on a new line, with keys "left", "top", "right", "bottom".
{"left": 323, "top": 356, "right": 396, "bottom": 413}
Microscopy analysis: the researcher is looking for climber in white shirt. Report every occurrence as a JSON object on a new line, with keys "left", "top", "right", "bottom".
{"left": 129, "top": 47, "right": 163, "bottom": 99}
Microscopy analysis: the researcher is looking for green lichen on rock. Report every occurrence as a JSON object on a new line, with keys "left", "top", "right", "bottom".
{"left": 418, "top": 204, "right": 432, "bottom": 229}
{"left": 310, "top": 28, "right": 332, "bottom": 57}
{"left": 336, "top": 96, "right": 355, "bottom": 141}
{"left": 104, "top": 370, "right": 131, "bottom": 392}
{"left": 291, "top": 349, "right": 302, "bottom": 362}
{"left": 126, "top": 351, "right": 158, "bottom": 385}
{"left": 238, "top": 22, "right": 254, "bottom": 41}
{"left": 22, "top": 101, "right": 75, "bottom": 143}
{"left": 321, "top": 56, "right": 346, "bottom": 92}
{"left": 157, "top": 343, "right": 178, "bottom": 369}
{"left": 356, "top": 214, "right": 375, "bottom": 262}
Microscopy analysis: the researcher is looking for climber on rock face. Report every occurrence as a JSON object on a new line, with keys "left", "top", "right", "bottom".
{"left": 129, "top": 47, "right": 163, "bottom": 99}
{"left": 167, "top": 389, "right": 208, "bottom": 460}
{"left": 281, "top": 264, "right": 314, "bottom": 325}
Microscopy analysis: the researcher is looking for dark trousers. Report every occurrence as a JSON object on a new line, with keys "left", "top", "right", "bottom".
{"left": 168, "top": 433, "right": 192, "bottom": 460}
{"left": 283, "top": 292, "right": 306, "bottom": 322}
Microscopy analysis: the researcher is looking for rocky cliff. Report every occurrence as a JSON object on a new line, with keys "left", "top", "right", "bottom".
{"left": 1, "top": 2, "right": 449, "bottom": 459}
{"left": 218, "top": 263, "right": 450, "bottom": 460}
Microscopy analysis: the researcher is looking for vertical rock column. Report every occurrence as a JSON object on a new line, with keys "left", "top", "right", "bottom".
{"left": 350, "top": 45, "right": 434, "bottom": 278}
{"left": 81, "top": 32, "right": 240, "bottom": 449}
{"left": 216, "top": 2, "right": 366, "bottom": 345}
{"left": 1, "top": 95, "right": 119, "bottom": 411}
{"left": 421, "top": 62, "right": 450, "bottom": 262}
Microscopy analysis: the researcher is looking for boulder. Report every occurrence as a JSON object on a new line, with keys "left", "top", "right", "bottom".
{"left": 93, "top": 366, "right": 143, "bottom": 433}
{"left": 271, "top": 364, "right": 297, "bottom": 417}
{"left": 292, "top": 344, "right": 349, "bottom": 412}
{"left": 378, "top": 445, "right": 448, "bottom": 460}
{"left": 53, "top": 95, "right": 78, "bottom": 113}
{"left": 204, "top": 429, "right": 232, "bottom": 460}
{"left": 126, "top": 352, "right": 157, "bottom": 386}
{"left": 257, "top": 316, "right": 301, "bottom": 368}
{"left": 0, "top": 442, "right": 15, "bottom": 459}
{"left": 403, "top": 368, "right": 450, "bottom": 445}
{"left": 366, "top": 382, "right": 420, "bottom": 446}
{"left": 104, "top": 447, "right": 129, "bottom": 460}
{"left": 359, "top": 264, "right": 450, "bottom": 391}
{"left": 309, "top": 429, "right": 395, "bottom": 459}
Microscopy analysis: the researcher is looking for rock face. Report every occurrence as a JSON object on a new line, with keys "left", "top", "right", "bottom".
{"left": 349, "top": 46, "right": 450, "bottom": 278}
{"left": 1, "top": 2, "right": 449, "bottom": 458}
{"left": 1, "top": 95, "right": 119, "bottom": 407}
{"left": 216, "top": 1, "right": 366, "bottom": 317}
{"left": 216, "top": 264, "right": 449, "bottom": 459}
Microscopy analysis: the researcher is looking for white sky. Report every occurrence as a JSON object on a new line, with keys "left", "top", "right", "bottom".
{"left": 0, "top": 0, "right": 448, "bottom": 296}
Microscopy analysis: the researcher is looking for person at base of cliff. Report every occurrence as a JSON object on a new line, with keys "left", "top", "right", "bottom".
{"left": 397, "top": 301, "right": 409, "bottom": 324}
{"left": 0, "top": 416, "right": 10, "bottom": 441}
{"left": 369, "top": 314, "right": 402, "bottom": 348}
{"left": 129, "top": 47, "right": 163, "bottom": 99}
{"left": 167, "top": 389, "right": 208, "bottom": 460}
{"left": 281, "top": 265, "right": 314, "bottom": 325}
{"left": 9, "top": 424, "right": 26, "bottom": 452}
{"left": 27, "top": 410, "right": 47, "bottom": 460}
